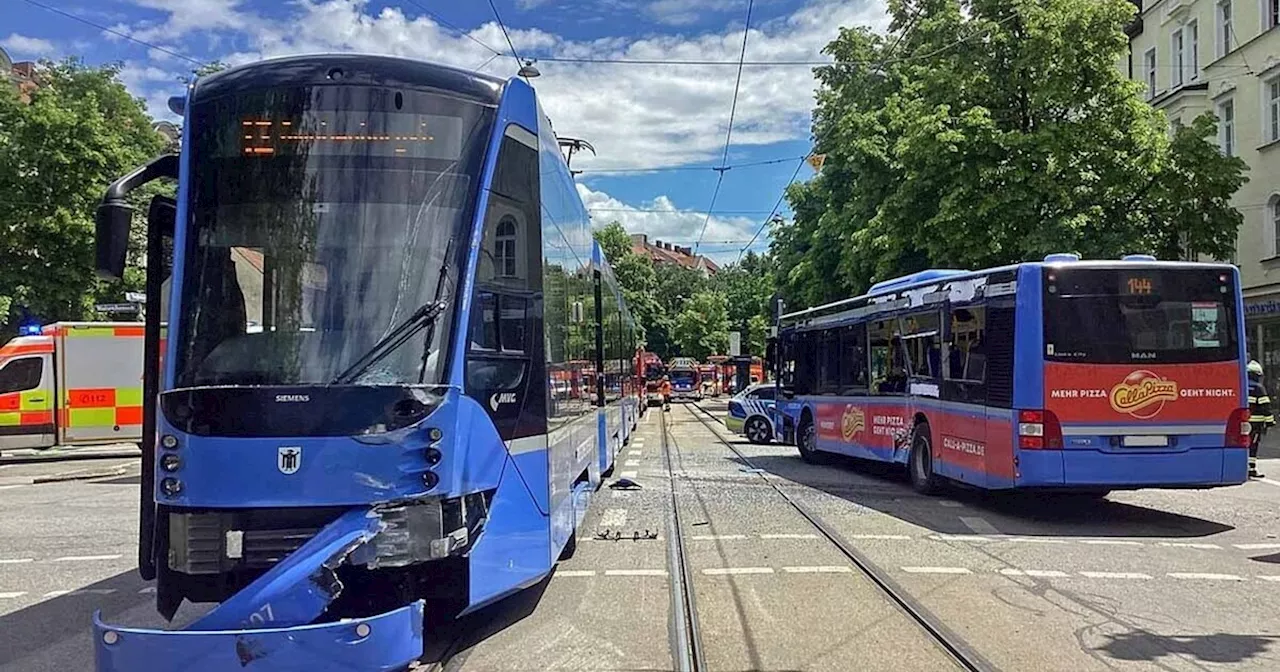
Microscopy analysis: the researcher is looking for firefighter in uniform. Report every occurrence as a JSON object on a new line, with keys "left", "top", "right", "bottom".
{"left": 660, "top": 376, "right": 672, "bottom": 412}
{"left": 1247, "top": 360, "right": 1274, "bottom": 478}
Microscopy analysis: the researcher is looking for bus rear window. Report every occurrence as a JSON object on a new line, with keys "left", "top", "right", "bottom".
{"left": 1043, "top": 268, "right": 1237, "bottom": 364}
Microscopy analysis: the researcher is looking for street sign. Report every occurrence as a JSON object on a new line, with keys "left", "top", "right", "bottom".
{"left": 729, "top": 331, "right": 741, "bottom": 357}
{"left": 95, "top": 303, "right": 139, "bottom": 314}
{"left": 125, "top": 292, "right": 146, "bottom": 303}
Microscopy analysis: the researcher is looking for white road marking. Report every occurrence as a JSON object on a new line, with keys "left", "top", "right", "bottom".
{"left": 937, "top": 500, "right": 964, "bottom": 508}
{"left": 0, "top": 485, "right": 24, "bottom": 491}
{"left": 902, "top": 566, "right": 972, "bottom": 574}
{"left": 604, "top": 569, "right": 667, "bottom": 577}
{"left": 0, "top": 591, "right": 27, "bottom": 598}
{"left": 931, "top": 534, "right": 995, "bottom": 542}
{"left": 43, "top": 590, "right": 70, "bottom": 597}
{"left": 1156, "top": 542, "right": 1222, "bottom": 549}
{"left": 1233, "top": 543, "right": 1280, "bottom": 550}
{"left": 1078, "top": 571, "right": 1152, "bottom": 580}
{"left": 620, "top": 470, "right": 638, "bottom": 479}
{"left": 556, "top": 570, "right": 597, "bottom": 577}
{"left": 691, "top": 534, "right": 749, "bottom": 541}
{"left": 599, "top": 508, "right": 628, "bottom": 528}
{"left": 959, "top": 517, "right": 1000, "bottom": 535}
{"left": 760, "top": 533, "right": 822, "bottom": 540}
{"left": 703, "top": 567, "right": 774, "bottom": 575}
{"left": 624, "top": 459, "right": 640, "bottom": 467}
{"left": 1258, "top": 576, "right": 1280, "bottom": 582}
{"left": 53, "top": 554, "right": 123, "bottom": 562}
{"left": 1256, "top": 477, "right": 1280, "bottom": 488}
{"left": 849, "top": 533, "right": 913, "bottom": 540}
{"left": 610, "top": 491, "right": 632, "bottom": 499}
{"left": 999, "top": 569, "right": 1068, "bottom": 578}
{"left": 0, "top": 558, "right": 34, "bottom": 564}
{"left": 138, "top": 586, "right": 157, "bottom": 594}
{"left": 1007, "top": 537, "right": 1069, "bottom": 545}
{"left": 1168, "top": 572, "right": 1244, "bottom": 581}
{"left": 70, "top": 588, "right": 117, "bottom": 595}
{"left": 782, "top": 566, "right": 852, "bottom": 573}
{"left": 628, "top": 451, "right": 642, "bottom": 456}
{"left": 1077, "top": 539, "right": 1144, "bottom": 547}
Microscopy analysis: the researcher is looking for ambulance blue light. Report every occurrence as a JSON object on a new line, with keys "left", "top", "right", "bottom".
{"left": 18, "top": 324, "right": 41, "bottom": 336}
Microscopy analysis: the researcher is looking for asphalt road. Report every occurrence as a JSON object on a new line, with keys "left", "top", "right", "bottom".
{"left": 3, "top": 404, "right": 1280, "bottom": 670}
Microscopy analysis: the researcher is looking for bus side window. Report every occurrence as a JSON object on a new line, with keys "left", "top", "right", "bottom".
{"left": 869, "top": 320, "right": 906, "bottom": 395}
{"left": 839, "top": 323, "right": 868, "bottom": 394}
{"left": 943, "top": 306, "right": 986, "bottom": 405}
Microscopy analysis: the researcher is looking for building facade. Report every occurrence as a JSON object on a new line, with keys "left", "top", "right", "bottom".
{"left": 628, "top": 233, "right": 720, "bottom": 276}
{"left": 1126, "top": 0, "right": 1280, "bottom": 387}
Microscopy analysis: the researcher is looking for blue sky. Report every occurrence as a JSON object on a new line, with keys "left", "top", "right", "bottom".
{"left": 3, "top": 0, "right": 890, "bottom": 263}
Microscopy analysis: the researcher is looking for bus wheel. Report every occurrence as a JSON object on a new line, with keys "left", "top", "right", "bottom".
{"left": 797, "top": 415, "right": 824, "bottom": 464}
{"left": 908, "top": 423, "right": 942, "bottom": 495}
{"left": 745, "top": 416, "right": 773, "bottom": 444}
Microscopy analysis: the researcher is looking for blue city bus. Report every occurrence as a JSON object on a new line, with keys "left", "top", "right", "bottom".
{"left": 90, "top": 54, "right": 636, "bottom": 671}
{"left": 772, "top": 255, "right": 1251, "bottom": 496}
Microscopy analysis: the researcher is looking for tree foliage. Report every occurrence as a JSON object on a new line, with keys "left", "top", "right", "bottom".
{"left": 710, "top": 251, "right": 775, "bottom": 355}
{"left": 673, "top": 291, "right": 730, "bottom": 360}
{"left": 773, "top": 0, "right": 1247, "bottom": 308}
{"left": 0, "top": 59, "right": 167, "bottom": 335}
{"left": 592, "top": 221, "right": 667, "bottom": 354}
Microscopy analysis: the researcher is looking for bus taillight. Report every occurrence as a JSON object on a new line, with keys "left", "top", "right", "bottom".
{"left": 1225, "top": 408, "right": 1252, "bottom": 448}
{"left": 1018, "top": 409, "right": 1062, "bottom": 449}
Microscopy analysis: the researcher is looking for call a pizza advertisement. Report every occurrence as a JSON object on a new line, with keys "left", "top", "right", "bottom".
{"left": 1044, "top": 362, "right": 1241, "bottom": 424}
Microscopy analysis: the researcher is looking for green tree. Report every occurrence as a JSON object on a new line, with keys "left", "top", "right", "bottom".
{"left": 672, "top": 291, "right": 730, "bottom": 360}
{"left": 0, "top": 59, "right": 167, "bottom": 336}
{"left": 712, "top": 251, "right": 776, "bottom": 355}
{"left": 592, "top": 221, "right": 667, "bottom": 353}
{"left": 774, "top": 0, "right": 1247, "bottom": 307}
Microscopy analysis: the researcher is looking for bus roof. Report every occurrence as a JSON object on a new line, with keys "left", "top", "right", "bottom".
{"left": 780, "top": 255, "right": 1236, "bottom": 324}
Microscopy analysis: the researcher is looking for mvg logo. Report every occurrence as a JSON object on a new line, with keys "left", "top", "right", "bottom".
{"left": 490, "top": 392, "right": 517, "bottom": 412}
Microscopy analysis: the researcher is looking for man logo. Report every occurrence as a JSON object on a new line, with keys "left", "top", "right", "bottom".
{"left": 278, "top": 446, "right": 302, "bottom": 474}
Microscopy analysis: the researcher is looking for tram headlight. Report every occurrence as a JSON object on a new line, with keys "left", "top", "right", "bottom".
{"left": 425, "top": 447, "right": 442, "bottom": 466}
{"left": 160, "top": 434, "right": 179, "bottom": 449}
{"left": 160, "top": 454, "right": 182, "bottom": 472}
{"left": 422, "top": 471, "right": 439, "bottom": 490}
{"left": 160, "top": 477, "right": 183, "bottom": 496}
{"left": 428, "top": 427, "right": 443, "bottom": 442}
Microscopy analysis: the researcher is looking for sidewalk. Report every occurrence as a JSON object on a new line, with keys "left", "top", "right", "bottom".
{"left": 0, "top": 443, "right": 140, "bottom": 465}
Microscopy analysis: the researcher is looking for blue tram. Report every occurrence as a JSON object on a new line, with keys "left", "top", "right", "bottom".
{"left": 90, "top": 54, "right": 638, "bottom": 671}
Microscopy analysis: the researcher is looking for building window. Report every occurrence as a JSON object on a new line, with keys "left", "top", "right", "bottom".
{"left": 495, "top": 216, "right": 518, "bottom": 278}
{"left": 1144, "top": 47, "right": 1157, "bottom": 98}
{"left": 1187, "top": 21, "right": 1199, "bottom": 81}
{"left": 1268, "top": 76, "right": 1280, "bottom": 144}
{"left": 1172, "top": 30, "right": 1184, "bottom": 87}
{"left": 1217, "top": 0, "right": 1233, "bottom": 57}
{"left": 1219, "top": 98, "right": 1235, "bottom": 156}
{"left": 1269, "top": 0, "right": 1279, "bottom": 30}
{"left": 1271, "top": 195, "right": 1280, "bottom": 258}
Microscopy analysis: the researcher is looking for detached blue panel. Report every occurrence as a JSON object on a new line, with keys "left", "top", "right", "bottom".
{"left": 869, "top": 269, "right": 969, "bottom": 294}
{"left": 190, "top": 508, "right": 380, "bottom": 631}
{"left": 93, "top": 602, "right": 423, "bottom": 672}
{"left": 466, "top": 456, "right": 551, "bottom": 612}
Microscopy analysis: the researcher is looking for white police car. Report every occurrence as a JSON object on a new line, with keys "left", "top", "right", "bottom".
{"left": 726, "top": 383, "right": 777, "bottom": 444}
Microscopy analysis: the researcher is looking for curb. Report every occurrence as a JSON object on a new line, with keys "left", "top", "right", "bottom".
{"left": 0, "top": 446, "right": 140, "bottom": 465}
{"left": 31, "top": 464, "right": 131, "bottom": 484}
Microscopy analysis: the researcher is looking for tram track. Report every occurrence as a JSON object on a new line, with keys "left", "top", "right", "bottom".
{"left": 682, "top": 400, "right": 995, "bottom": 672}
{"left": 659, "top": 409, "right": 707, "bottom": 672}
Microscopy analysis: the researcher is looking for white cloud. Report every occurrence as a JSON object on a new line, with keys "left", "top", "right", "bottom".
{"left": 577, "top": 183, "right": 761, "bottom": 264}
{"left": 643, "top": 0, "right": 741, "bottom": 27}
{"left": 117, "top": 62, "right": 184, "bottom": 120}
{"left": 120, "top": 0, "right": 254, "bottom": 42}
{"left": 110, "top": 0, "right": 889, "bottom": 171}
{"left": 1, "top": 33, "right": 56, "bottom": 56}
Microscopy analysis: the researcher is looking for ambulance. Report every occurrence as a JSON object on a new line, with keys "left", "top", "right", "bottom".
{"left": 0, "top": 322, "right": 144, "bottom": 453}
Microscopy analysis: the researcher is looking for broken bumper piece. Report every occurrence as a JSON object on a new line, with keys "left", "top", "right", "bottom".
{"left": 93, "top": 602, "right": 424, "bottom": 672}
{"left": 92, "top": 507, "right": 425, "bottom": 671}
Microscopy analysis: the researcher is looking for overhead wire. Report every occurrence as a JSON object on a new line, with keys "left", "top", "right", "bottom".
{"left": 485, "top": 0, "right": 528, "bottom": 82}
{"left": 20, "top": 0, "right": 208, "bottom": 67}
{"left": 577, "top": 154, "right": 809, "bottom": 174}
{"left": 693, "top": 0, "right": 754, "bottom": 257}
{"left": 402, "top": 0, "right": 504, "bottom": 56}
{"left": 736, "top": 156, "right": 808, "bottom": 261}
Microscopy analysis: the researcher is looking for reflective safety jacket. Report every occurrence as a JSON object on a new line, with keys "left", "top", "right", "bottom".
{"left": 1249, "top": 378, "right": 1275, "bottom": 429}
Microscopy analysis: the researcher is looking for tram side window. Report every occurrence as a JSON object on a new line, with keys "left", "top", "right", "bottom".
{"left": 869, "top": 319, "right": 907, "bottom": 395}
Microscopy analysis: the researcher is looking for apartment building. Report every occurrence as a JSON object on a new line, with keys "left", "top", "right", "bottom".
{"left": 1126, "top": 0, "right": 1280, "bottom": 374}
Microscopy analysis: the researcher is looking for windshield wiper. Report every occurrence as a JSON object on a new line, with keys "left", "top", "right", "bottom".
{"left": 331, "top": 300, "right": 448, "bottom": 385}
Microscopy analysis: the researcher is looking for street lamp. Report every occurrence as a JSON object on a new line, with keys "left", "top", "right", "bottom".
{"left": 518, "top": 59, "right": 541, "bottom": 78}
